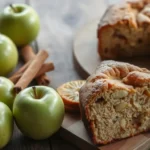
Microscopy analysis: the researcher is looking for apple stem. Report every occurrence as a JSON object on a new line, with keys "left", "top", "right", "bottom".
{"left": 9, "top": 4, "right": 18, "bottom": 13}
{"left": 32, "top": 86, "right": 38, "bottom": 99}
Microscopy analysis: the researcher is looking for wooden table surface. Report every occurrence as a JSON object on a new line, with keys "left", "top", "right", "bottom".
{"left": 1, "top": 0, "right": 118, "bottom": 150}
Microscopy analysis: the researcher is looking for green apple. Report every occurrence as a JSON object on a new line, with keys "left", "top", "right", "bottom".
{"left": 0, "top": 34, "right": 18, "bottom": 76}
{"left": 0, "top": 4, "right": 40, "bottom": 46}
{"left": 0, "top": 77, "right": 15, "bottom": 109}
{"left": 0, "top": 102, "right": 13, "bottom": 149}
{"left": 13, "top": 86, "right": 65, "bottom": 140}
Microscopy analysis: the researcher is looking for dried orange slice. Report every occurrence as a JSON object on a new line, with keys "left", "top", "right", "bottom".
{"left": 57, "top": 80, "right": 86, "bottom": 112}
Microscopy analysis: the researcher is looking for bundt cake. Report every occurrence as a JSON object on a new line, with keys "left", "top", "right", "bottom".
{"left": 97, "top": 0, "right": 150, "bottom": 59}
{"left": 79, "top": 60, "right": 150, "bottom": 145}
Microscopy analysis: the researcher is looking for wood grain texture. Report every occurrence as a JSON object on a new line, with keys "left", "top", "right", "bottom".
{"left": 50, "top": 134, "right": 80, "bottom": 150}
{"left": 4, "top": 124, "right": 50, "bottom": 150}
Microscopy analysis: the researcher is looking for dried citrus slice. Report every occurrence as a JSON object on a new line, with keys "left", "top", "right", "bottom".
{"left": 57, "top": 80, "right": 86, "bottom": 112}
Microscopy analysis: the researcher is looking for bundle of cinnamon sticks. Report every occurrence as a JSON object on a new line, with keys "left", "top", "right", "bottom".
{"left": 9, "top": 45, "right": 54, "bottom": 93}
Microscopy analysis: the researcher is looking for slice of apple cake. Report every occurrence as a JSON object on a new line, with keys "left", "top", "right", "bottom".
{"left": 79, "top": 60, "right": 150, "bottom": 145}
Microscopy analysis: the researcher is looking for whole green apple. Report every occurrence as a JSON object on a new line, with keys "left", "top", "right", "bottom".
{"left": 0, "top": 77, "right": 15, "bottom": 109}
{"left": 13, "top": 86, "right": 65, "bottom": 140}
{"left": 0, "top": 34, "right": 18, "bottom": 76}
{"left": 0, "top": 102, "right": 13, "bottom": 149}
{"left": 0, "top": 4, "right": 40, "bottom": 46}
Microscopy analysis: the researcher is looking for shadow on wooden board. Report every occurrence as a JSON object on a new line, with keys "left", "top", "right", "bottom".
{"left": 59, "top": 126, "right": 98, "bottom": 150}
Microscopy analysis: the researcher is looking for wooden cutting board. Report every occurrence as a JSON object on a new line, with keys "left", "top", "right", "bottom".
{"left": 60, "top": 1, "right": 150, "bottom": 150}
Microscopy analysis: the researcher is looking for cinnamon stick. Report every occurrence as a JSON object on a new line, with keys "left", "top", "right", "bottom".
{"left": 12, "top": 60, "right": 31, "bottom": 76}
{"left": 36, "top": 74, "right": 50, "bottom": 85}
{"left": 10, "top": 74, "right": 22, "bottom": 84}
{"left": 36, "top": 62, "right": 54, "bottom": 76}
{"left": 21, "top": 45, "right": 36, "bottom": 62}
{"left": 9, "top": 62, "right": 54, "bottom": 83}
{"left": 14, "top": 50, "right": 48, "bottom": 93}
{"left": 21, "top": 45, "right": 51, "bottom": 85}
